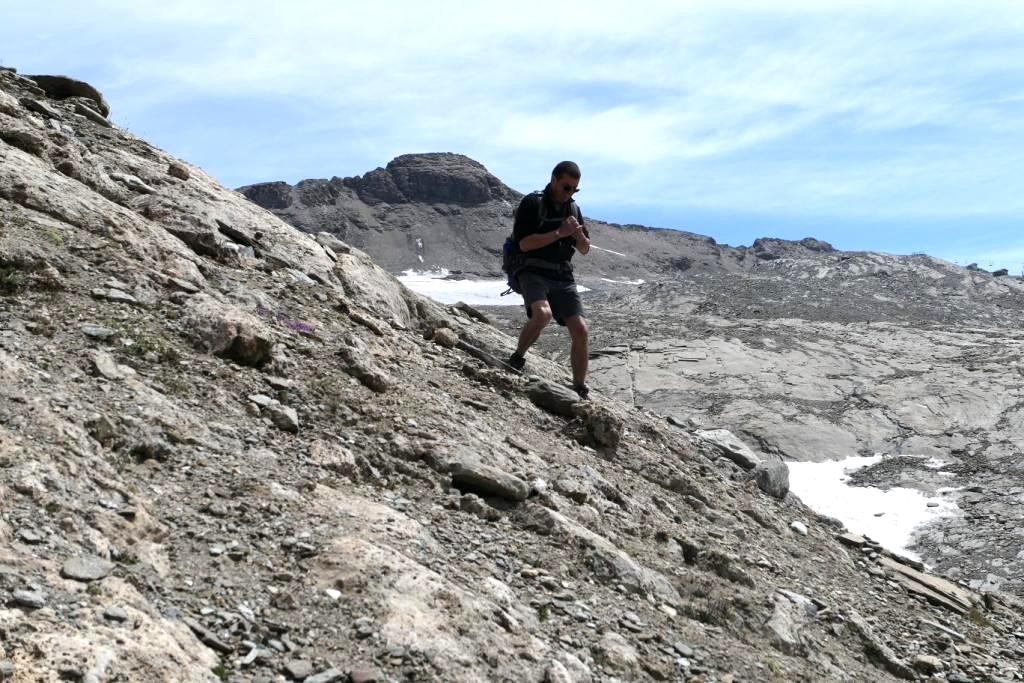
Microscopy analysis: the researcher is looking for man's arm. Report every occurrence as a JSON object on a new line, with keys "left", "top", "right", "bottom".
{"left": 573, "top": 223, "right": 591, "bottom": 255}
{"left": 520, "top": 225, "right": 570, "bottom": 252}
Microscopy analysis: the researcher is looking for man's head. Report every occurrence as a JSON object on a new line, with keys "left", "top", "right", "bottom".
{"left": 549, "top": 160, "right": 581, "bottom": 204}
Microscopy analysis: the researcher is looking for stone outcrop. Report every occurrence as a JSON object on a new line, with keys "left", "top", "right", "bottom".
{"left": 26, "top": 74, "right": 111, "bottom": 118}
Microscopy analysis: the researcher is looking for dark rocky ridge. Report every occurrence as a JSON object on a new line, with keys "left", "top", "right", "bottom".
{"left": 239, "top": 156, "right": 840, "bottom": 285}
{"left": 4, "top": 67, "right": 1024, "bottom": 682}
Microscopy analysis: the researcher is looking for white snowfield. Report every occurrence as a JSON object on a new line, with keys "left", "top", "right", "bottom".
{"left": 398, "top": 269, "right": 589, "bottom": 306}
{"left": 787, "top": 455, "right": 960, "bottom": 564}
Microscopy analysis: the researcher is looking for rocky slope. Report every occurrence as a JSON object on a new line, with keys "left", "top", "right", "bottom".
{"left": 241, "top": 135, "right": 1024, "bottom": 606}
{"left": 482, "top": 248, "right": 1024, "bottom": 599}
{"left": 3, "top": 66, "right": 1024, "bottom": 683}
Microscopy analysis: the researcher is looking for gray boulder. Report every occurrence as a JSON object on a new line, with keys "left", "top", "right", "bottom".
{"left": 184, "top": 294, "right": 275, "bottom": 367}
{"left": 696, "top": 429, "right": 762, "bottom": 470}
{"left": 27, "top": 74, "right": 110, "bottom": 117}
{"left": 752, "top": 457, "right": 790, "bottom": 499}
{"left": 451, "top": 461, "right": 529, "bottom": 502}
{"left": 524, "top": 378, "right": 580, "bottom": 417}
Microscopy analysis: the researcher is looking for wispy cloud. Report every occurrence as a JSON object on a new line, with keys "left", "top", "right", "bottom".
{"left": 2, "top": 1, "right": 1023, "bottom": 259}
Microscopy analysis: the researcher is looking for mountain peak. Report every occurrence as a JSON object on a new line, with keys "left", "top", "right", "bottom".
{"left": 342, "top": 152, "right": 518, "bottom": 206}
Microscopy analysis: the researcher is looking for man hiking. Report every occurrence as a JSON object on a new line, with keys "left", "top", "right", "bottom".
{"left": 507, "top": 161, "right": 592, "bottom": 398}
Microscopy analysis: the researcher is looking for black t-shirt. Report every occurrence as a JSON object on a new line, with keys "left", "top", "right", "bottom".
{"left": 512, "top": 187, "right": 588, "bottom": 277}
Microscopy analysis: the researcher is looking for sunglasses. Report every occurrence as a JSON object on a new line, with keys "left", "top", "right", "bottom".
{"left": 562, "top": 184, "right": 580, "bottom": 195}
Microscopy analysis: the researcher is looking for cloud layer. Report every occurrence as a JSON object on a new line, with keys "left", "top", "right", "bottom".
{"left": 3, "top": 1, "right": 1023, "bottom": 259}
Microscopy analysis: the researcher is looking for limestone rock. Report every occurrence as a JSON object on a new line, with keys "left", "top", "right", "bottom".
{"left": 283, "top": 660, "right": 314, "bottom": 680}
{"left": 337, "top": 343, "right": 392, "bottom": 393}
{"left": 765, "top": 591, "right": 813, "bottom": 656}
{"left": 268, "top": 404, "right": 300, "bottom": 433}
{"left": 88, "top": 350, "right": 131, "bottom": 380}
{"left": 304, "top": 670, "right": 345, "bottom": 683}
{"left": 61, "top": 556, "right": 114, "bottom": 582}
{"left": 81, "top": 323, "right": 116, "bottom": 339}
{"left": 525, "top": 378, "right": 580, "bottom": 417}
{"left": 752, "top": 457, "right": 790, "bottom": 499}
{"left": 431, "top": 326, "right": 458, "bottom": 348}
{"left": 0, "top": 90, "right": 19, "bottom": 116}
{"left": 167, "top": 163, "right": 190, "bottom": 180}
{"left": 573, "top": 401, "right": 624, "bottom": 451}
{"left": 695, "top": 429, "right": 762, "bottom": 470}
{"left": 592, "top": 632, "right": 639, "bottom": 677}
{"left": 451, "top": 461, "right": 529, "bottom": 502}
{"left": 11, "top": 589, "right": 46, "bottom": 609}
{"left": 184, "top": 294, "right": 275, "bottom": 366}
{"left": 73, "top": 101, "right": 112, "bottom": 127}
{"left": 912, "top": 654, "right": 944, "bottom": 674}
{"left": 315, "top": 231, "right": 350, "bottom": 254}
{"left": 0, "top": 120, "right": 47, "bottom": 157}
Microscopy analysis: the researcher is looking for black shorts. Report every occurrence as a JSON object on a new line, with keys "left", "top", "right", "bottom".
{"left": 518, "top": 270, "right": 584, "bottom": 326}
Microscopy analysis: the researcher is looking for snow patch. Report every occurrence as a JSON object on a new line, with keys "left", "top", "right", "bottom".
{"left": 398, "top": 269, "right": 588, "bottom": 306}
{"left": 600, "top": 278, "right": 645, "bottom": 285}
{"left": 787, "top": 455, "right": 960, "bottom": 562}
{"left": 591, "top": 245, "right": 628, "bottom": 257}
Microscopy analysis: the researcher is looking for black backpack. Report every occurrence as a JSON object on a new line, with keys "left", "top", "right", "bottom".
{"left": 501, "top": 192, "right": 581, "bottom": 295}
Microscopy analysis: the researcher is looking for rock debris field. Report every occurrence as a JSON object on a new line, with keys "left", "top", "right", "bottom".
{"left": 2, "top": 66, "right": 1024, "bottom": 682}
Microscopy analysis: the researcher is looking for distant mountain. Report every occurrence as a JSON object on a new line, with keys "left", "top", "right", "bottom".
{"left": 238, "top": 153, "right": 840, "bottom": 284}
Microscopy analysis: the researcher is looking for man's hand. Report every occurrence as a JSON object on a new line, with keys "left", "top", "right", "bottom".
{"left": 558, "top": 215, "right": 582, "bottom": 237}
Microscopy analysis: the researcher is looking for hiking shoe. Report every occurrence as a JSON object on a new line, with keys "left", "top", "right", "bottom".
{"left": 572, "top": 383, "right": 590, "bottom": 400}
{"left": 508, "top": 352, "right": 526, "bottom": 371}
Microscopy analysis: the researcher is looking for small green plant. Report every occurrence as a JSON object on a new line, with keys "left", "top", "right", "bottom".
{"left": 118, "top": 551, "right": 140, "bottom": 566}
{"left": 124, "top": 332, "right": 181, "bottom": 364}
{"left": 765, "top": 659, "right": 782, "bottom": 674}
{"left": 967, "top": 607, "right": 993, "bottom": 629}
{"left": 43, "top": 228, "right": 64, "bottom": 245}
{"left": 211, "top": 663, "right": 231, "bottom": 681}
{"left": 537, "top": 603, "right": 550, "bottom": 622}
{"left": 157, "top": 374, "right": 191, "bottom": 395}
{"left": 0, "top": 266, "right": 27, "bottom": 294}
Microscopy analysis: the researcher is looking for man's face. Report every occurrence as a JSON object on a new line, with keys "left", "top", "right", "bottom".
{"left": 550, "top": 174, "right": 580, "bottom": 204}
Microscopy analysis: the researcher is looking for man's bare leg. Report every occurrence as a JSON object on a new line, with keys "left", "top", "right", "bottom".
{"left": 516, "top": 301, "right": 553, "bottom": 356}
{"left": 565, "top": 315, "right": 589, "bottom": 386}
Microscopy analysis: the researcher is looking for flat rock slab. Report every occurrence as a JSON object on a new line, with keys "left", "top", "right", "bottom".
{"left": 837, "top": 532, "right": 868, "bottom": 547}
{"left": 349, "top": 670, "right": 384, "bottom": 683}
{"left": 89, "top": 350, "right": 127, "bottom": 380}
{"left": 80, "top": 324, "right": 115, "bottom": 339}
{"left": 696, "top": 429, "right": 762, "bottom": 470}
{"left": 91, "top": 287, "right": 138, "bottom": 305}
{"left": 61, "top": 556, "right": 114, "bottom": 582}
{"left": 879, "top": 556, "right": 975, "bottom": 614}
{"left": 451, "top": 462, "right": 529, "bottom": 501}
{"left": 304, "top": 670, "right": 345, "bottom": 683}
{"left": 103, "top": 607, "right": 129, "bottom": 622}
{"left": 11, "top": 590, "right": 46, "bottom": 609}
{"left": 283, "top": 659, "right": 314, "bottom": 680}
{"left": 74, "top": 101, "right": 112, "bottom": 127}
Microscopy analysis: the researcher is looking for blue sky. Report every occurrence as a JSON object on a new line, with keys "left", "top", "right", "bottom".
{"left": 3, "top": 1, "right": 1024, "bottom": 270}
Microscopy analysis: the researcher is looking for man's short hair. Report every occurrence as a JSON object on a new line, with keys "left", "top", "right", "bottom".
{"left": 551, "top": 161, "right": 581, "bottom": 180}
